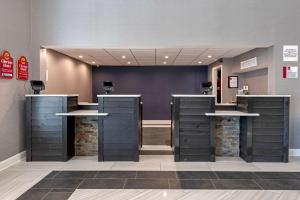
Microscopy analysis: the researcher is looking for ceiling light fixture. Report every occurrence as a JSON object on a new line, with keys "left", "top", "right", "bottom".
{"left": 78, "top": 55, "right": 83, "bottom": 58}
{"left": 207, "top": 55, "right": 212, "bottom": 58}
{"left": 127, "top": 61, "right": 131, "bottom": 64}
{"left": 164, "top": 55, "right": 169, "bottom": 59}
{"left": 92, "top": 61, "right": 96, "bottom": 64}
{"left": 122, "top": 55, "right": 126, "bottom": 59}
{"left": 198, "top": 61, "right": 202, "bottom": 64}
{"left": 163, "top": 61, "right": 167, "bottom": 65}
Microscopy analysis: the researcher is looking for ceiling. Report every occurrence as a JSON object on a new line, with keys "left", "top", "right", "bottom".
{"left": 51, "top": 47, "right": 255, "bottom": 66}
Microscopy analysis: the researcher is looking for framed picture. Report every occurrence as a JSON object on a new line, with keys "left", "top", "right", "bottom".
{"left": 228, "top": 76, "right": 238, "bottom": 88}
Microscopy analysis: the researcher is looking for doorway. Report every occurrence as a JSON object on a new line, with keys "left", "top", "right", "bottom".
{"left": 212, "top": 65, "right": 223, "bottom": 103}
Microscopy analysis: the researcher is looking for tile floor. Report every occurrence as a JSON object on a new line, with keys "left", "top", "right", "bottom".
{"left": 1, "top": 155, "right": 300, "bottom": 200}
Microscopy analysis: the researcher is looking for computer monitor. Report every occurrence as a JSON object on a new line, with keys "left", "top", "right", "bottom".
{"left": 30, "top": 80, "right": 45, "bottom": 94}
{"left": 103, "top": 81, "right": 114, "bottom": 94}
{"left": 201, "top": 81, "right": 212, "bottom": 95}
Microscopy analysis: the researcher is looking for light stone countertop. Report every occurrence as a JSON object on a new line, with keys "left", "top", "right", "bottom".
{"left": 236, "top": 95, "right": 291, "bottom": 97}
{"left": 25, "top": 94, "right": 79, "bottom": 97}
{"left": 216, "top": 103, "right": 237, "bottom": 106}
{"left": 205, "top": 110, "right": 260, "bottom": 117}
{"left": 97, "top": 94, "right": 141, "bottom": 97}
{"left": 56, "top": 110, "right": 109, "bottom": 116}
{"left": 78, "top": 102, "right": 98, "bottom": 106}
{"left": 172, "top": 94, "right": 216, "bottom": 97}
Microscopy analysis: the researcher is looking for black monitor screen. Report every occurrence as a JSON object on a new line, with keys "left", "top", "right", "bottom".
{"left": 30, "top": 80, "right": 44, "bottom": 87}
{"left": 202, "top": 81, "right": 212, "bottom": 88}
{"left": 103, "top": 81, "right": 113, "bottom": 87}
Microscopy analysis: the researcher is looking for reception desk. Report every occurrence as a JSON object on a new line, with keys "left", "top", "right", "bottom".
{"left": 26, "top": 95, "right": 80, "bottom": 161}
{"left": 97, "top": 95, "right": 142, "bottom": 161}
{"left": 171, "top": 95, "right": 216, "bottom": 162}
{"left": 171, "top": 94, "right": 290, "bottom": 163}
{"left": 236, "top": 95, "right": 290, "bottom": 162}
{"left": 26, "top": 94, "right": 141, "bottom": 162}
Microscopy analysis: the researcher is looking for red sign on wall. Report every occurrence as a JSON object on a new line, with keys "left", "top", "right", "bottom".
{"left": 0, "top": 51, "right": 14, "bottom": 79}
{"left": 17, "top": 56, "right": 29, "bottom": 80}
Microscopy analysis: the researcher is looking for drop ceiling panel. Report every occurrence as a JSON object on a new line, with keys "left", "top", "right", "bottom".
{"left": 105, "top": 49, "right": 138, "bottom": 65}
{"left": 223, "top": 48, "right": 253, "bottom": 58}
{"left": 52, "top": 47, "right": 257, "bottom": 66}
{"left": 156, "top": 48, "right": 182, "bottom": 65}
{"left": 131, "top": 49, "right": 155, "bottom": 65}
{"left": 174, "top": 48, "right": 208, "bottom": 65}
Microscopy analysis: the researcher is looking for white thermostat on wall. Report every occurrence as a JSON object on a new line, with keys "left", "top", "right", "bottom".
{"left": 283, "top": 45, "right": 298, "bottom": 62}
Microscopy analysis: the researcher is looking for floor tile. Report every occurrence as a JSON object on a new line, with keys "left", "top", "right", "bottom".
{"left": 110, "top": 162, "right": 160, "bottom": 171}
{"left": 44, "top": 171, "right": 60, "bottom": 179}
{"left": 215, "top": 172, "right": 258, "bottom": 179}
{"left": 95, "top": 171, "right": 137, "bottom": 179}
{"left": 161, "top": 162, "right": 211, "bottom": 171}
{"left": 51, "top": 188, "right": 75, "bottom": 192}
{"left": 17, "top": 189, "right": 50, "bottom": 200}
{"left": 169, "top": 179, "right": 215, "bottom": 189}
{"left": 69, "top": 189, "right": 187, "bottom": 200}
{"left": 229, "top": 190, "right": 282, "bottom": 200}
{"left": 277, "top": 191, "right": 300, "bottom": 200}
{"left": 253, "top": 162, "right": 300, "bottom": 172}
{"left": 256, "top": 179, "right": 300, "bottom": 190}
{"left": 176, "top": 171, "right": 217, "bottom": 179}
{"left": 43, "top": 192, "right": 73, "bottom": 200}
{"left": 54, "top": 171, "right": 97, "bottom": 179}
{"left": 209, "top": 162, "right": 260, "bottom": 171}
{"left": 212, "top": 179, "right": 262, "bottom": 190}
{"left": 78, "top": 179, "right": 125, "bottom": 189}
{"left": 255, "top": 172, "right": 298, "bottom": 179}
{"left": 136, "top": 171, "right": 177, "bottom": 179}
{"left": 33, "top": 178, "right": 83, "bottom": 189}
{"left": 124, "top": 179, "right": 169, "bottom": 189}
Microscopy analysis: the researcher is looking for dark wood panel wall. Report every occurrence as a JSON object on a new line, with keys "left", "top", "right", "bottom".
{"left": 172, "top": 96, "right": 215, "bottom": 162}
{"left": 98, "top": 96, "right": 142, "bottom": 161}
{"left": 26, "top": 96, "right": 77, "bottom": 161}
{"left": 237, "top": 97, "right": 290, "bottom": 162}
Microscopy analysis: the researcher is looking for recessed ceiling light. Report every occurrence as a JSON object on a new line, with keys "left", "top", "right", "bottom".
{"left": 78, "top": 55, "right": 83, "bottom": 58}
{"left": 207, "top": 55, "right": 212, "bottom": 58}
{"left": 198, "top": 61, "right": 202, "bottom": 64}
{"left": 127, "top": 61, "right": 131, "bottom": 64}
{"left": 163, "top": 61, "right": 167, "bottom": 65}
{"left": 164, "top": 55, "right": 169, "bottom": 59}
{"left": 92, "top": 61, "right": 96, "bottom": 64}
{"left": 122, "top": 55, "right": 126, "bottom": 59}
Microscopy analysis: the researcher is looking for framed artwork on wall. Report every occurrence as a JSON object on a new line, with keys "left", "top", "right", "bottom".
{"left": 228, "top": 76, "right": 238, "bottom": 88}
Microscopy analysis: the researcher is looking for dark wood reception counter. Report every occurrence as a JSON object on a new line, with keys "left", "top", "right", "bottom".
{"left": 171, "top": 94, "right": 291, "bottom": 163}
{"left": 26, "top": 94, "right": 141, "bottom": 162}
{"left": 97, "top": 95, "right": 142, "bottom": 161}
{"left": 171, "top": 95, "right": 215, "bottom": 162}
{"left": 26, "top": 94, "right": 80, "bottom": 161}
{"left": 236, "top": 95, "right": 291, "bottom": 162}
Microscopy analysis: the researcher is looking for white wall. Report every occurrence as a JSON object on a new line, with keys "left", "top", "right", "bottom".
{"left": 41, "top": 49, "right": 92, "bottom": 102}
{"left": 0, "top": 0, "right": 31, "bottom": 161}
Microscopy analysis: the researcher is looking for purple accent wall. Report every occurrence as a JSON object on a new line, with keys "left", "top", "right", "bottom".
{"left": 92, "top": 66, "right": 208, "bottom": 120}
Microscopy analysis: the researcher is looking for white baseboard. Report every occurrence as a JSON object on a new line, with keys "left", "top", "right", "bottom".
{"left": 289, "top": 149, "right": 300, "bottom": 157}
{"left": 0, "top": 151, "right": 26, "bottom": 172}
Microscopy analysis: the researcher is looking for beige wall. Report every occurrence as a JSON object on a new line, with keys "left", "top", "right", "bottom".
{"left": 0, "top": 0, "right": 31, "bottom": 161}
{"left": 208, "top": 47, "right": 271, "bottom": 103}
{"left": 240, "top": 68, "right": 268, "bottom": 95}
{"left": 41, "top": 49, "right": 92, "bottom": 102}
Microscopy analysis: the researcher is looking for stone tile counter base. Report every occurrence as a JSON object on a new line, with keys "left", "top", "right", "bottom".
{"left": 75, "top": 117, "right": 98, "bottom": 156}
{"left": 216, "top": 116, "right": 240, "bottom": 157}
